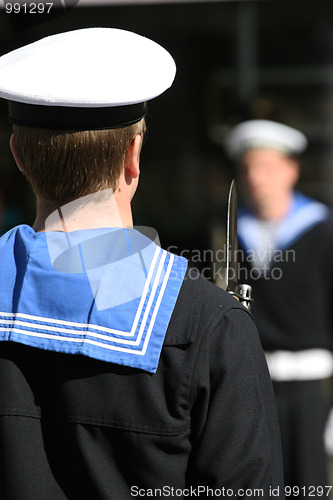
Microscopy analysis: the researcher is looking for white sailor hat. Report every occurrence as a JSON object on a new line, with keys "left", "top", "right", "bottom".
{"left": 0, "top": 27, "right": 176, "bottom": 130}
{"left": 223, "top": 119, "right": 308, "bottom": 160}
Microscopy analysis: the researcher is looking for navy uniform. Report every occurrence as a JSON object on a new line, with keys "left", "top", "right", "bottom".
{"left": 0, "top": 31, "right": 284, "bottom": 498}
{"left": 224, "top": 120, "right": 333, "bottom": 493}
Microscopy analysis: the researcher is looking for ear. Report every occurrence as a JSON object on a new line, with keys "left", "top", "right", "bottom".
{"left": 288, "top": 158, "right": 300, "bottom": 187}
{"left": 124, "top": 134, "right": 142, "bottom": 183}
{"left": 9, "top": 133, "right": 24, "bottom": 172}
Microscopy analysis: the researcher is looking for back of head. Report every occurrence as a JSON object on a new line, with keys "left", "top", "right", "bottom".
{"left": 13, "top": 121, "right": 146, "bottom": 204}
{"left": 0, "top": 28, "right": 176, "bottom": 204}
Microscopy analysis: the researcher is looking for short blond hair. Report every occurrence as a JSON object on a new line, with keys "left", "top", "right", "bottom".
{"left": 13, "top": 119, "right": 146, "bottom": 204}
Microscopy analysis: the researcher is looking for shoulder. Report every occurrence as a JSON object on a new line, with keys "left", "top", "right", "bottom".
{"left": 295, "top": 210, "right": 333, "bottom": 246}
{"left": 165, "top": 268, "right": 256, "bottom": 346}
{"left": 180, "top": 268, "right": 243, "bottom": 313}
{"left": 163, "top": 269, "right": 268, "bottom": 405}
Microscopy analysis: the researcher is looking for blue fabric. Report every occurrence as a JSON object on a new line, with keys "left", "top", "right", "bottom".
{"left": 0, "top": 225, "right": 188, "bottom": 373}
{"left": 238, "top": 191, "right": 330, "bottom": 254}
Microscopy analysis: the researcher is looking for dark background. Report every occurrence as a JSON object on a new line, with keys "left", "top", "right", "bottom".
{"left": 1, "top": 0, "right": 333, "bottom": 267}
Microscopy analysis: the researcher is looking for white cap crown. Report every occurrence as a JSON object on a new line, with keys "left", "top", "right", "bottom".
{"left": 0, "top": 28, "right": 176, "bottom": 129}
{"left": 224, "top": 119, "right": 308, "bottom": 160}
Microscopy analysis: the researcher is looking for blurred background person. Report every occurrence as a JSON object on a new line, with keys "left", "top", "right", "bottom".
{"left": 223, "top": 119, "right": 333, "bottom": 496}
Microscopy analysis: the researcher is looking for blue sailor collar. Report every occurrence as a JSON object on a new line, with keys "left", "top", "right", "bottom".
{"left": 238, "top": 191, "right": 330, "bottom": 254}
{"left": 0, "top": 225, "right": 188, "bottom": 373}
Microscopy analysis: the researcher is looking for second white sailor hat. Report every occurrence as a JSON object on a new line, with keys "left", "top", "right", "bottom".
{"left": 0, "top": 27, "right": 176, "bottom": 130}
{"left": 223, "top": 119, "right": 308, "bottom": 160}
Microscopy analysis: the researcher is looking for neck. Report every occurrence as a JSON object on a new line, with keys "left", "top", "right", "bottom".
{"left": 33, "top": 188, "right": 133, "bottom": 232}
{"left": 252, "top": 192, "right": 294, "bottom": 221}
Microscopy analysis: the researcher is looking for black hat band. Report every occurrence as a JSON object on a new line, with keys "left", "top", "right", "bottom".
{"left": 8, "top": 101, "right": 147, "bottom": 130}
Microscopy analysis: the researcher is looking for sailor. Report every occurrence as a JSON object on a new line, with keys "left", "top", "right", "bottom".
{"left": 0, "top": 30, "right": 284, "bottom": 498}
{"left": 224, "top": 119, "right": 333, "bottom": 495}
